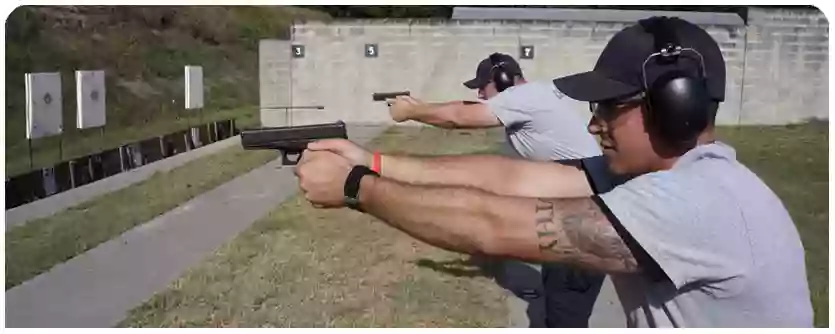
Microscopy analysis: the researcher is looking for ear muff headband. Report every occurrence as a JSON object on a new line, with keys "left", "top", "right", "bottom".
{"left": 640, "top": 17, "right": 711, "bottom": 146}
{"left": 489, "top": 53, "right": 514, "bottom": 92}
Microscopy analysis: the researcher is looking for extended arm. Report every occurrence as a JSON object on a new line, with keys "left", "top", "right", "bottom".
{"left": 358, "top": 176, "right": 639, "bottom": 274}
{"left": 404, "top": 101, "right": 502, "bottom": 129}
{"left": 306, "top": 139, "right": 596, "bottom": 199}
{"left": 380, "top": 154, "right": 594, "bottom": 198}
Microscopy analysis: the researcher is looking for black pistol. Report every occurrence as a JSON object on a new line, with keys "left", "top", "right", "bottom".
{"left": 372, "top": 91, "right": 410, "bottom": 102}
{"left": 240, "top": 121, "right": 347, "bottom": 165}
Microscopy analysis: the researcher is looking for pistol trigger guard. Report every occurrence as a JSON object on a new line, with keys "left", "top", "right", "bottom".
{"left": 281, "top": 151, "right": 302, "bottom": 166}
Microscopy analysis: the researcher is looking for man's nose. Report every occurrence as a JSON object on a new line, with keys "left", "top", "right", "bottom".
{"left": 587, "top": 116, "right": 604, "bottom": 134}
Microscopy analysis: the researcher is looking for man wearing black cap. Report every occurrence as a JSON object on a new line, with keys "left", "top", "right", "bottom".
{"left": 387, "top": 52, "right": 600, "bottom": 162}
{"left": 386, "top": 53, "right": 606, "bottom": 327}
{"left": 295, "top": 16, "right": 813, "bottom": 327}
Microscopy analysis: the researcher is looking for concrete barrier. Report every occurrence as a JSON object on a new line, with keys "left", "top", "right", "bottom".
{"left": 260, "top": 7, "right": 828, "bottom": 126}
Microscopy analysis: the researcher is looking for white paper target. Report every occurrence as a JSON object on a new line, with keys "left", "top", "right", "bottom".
{"left": 25, "top": 72, "right": 63, "bottom": 139}
{"left": 76, "top": 70, "right": 106, "bottom": 129}
{"left": 184, "top": 65, "right": 204, "bottom": 109}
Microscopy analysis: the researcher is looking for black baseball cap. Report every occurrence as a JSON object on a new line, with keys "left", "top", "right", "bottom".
{"left": 463, "top": 53, "right": 523, "bottom": 89}
{"left": 553, "top": 16, "right": 726, "bottom": 103}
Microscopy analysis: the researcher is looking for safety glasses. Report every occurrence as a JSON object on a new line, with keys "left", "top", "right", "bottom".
{"left": 589, "top": 93, "right": 645, "bottom": 121}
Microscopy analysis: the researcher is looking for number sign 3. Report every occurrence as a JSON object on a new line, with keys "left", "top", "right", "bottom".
{"left": 292, "top": 45, "right": 305, "bottom": 58}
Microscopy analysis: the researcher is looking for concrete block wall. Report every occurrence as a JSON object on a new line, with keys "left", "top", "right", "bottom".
{"left": 705, "top": 24, "right": 748, "bottom": 125}
{"left": 259, "top": 39, "right": 293, "bottom": 127}
{"left": 259, "top": 7, "right": 828, "bottom": 127}
{"left": 279, "top": 19, "right": 625, "bottom": 126}
{"left": 285, "top": 20, "right": 528, "bottom": 125}
{"left": 739, "top": 8, "right": 829, "bottom": 124}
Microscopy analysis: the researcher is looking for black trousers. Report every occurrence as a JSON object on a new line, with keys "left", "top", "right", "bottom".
{"left": 540, "top": 263, "right": 606, "bottom": 328}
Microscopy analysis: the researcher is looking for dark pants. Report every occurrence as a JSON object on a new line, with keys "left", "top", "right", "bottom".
{"left": 541, "top": 263, "right": 606, "bottom": 328}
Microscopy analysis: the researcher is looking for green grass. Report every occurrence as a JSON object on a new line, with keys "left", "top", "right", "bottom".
{"left": 112, "top": 124, "right": 829, "bottom": 327}
{"left": 4, "top": 145, "right": 278, "bottom": 289}
{"left": 716, "top": 122, "right": 828, "bottom": 328}
{"left": 119, "top": 127, "right": 509, "bottom": 327}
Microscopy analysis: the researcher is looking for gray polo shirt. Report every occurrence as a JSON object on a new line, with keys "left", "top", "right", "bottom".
{"left": 485, "top": 81, "right": 601, "bottom": 161}
{"left": 595, "top": 142, "right": 813, "bottom": 327}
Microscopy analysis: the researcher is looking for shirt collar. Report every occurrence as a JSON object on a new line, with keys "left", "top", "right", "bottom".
{"left": 674, "top": 141, "right": 737, "bottom": 168}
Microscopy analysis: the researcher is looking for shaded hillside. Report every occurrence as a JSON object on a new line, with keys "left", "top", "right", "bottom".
{"left": 4, "top": 6, "right": 329, "bottom": 172}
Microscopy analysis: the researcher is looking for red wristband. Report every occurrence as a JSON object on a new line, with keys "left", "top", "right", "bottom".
{"left": 372, "top": 151, "right": 382, "bottom": 174}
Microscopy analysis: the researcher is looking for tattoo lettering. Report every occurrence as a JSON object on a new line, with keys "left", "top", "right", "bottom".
{"left": 534, "top": 198, "right": 639, "bottom": 273}
{"left": 535, "top": 200, "right": 558, "bottom": 249}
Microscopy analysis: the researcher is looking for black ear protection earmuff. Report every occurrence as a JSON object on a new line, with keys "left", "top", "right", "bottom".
{"left": 489, "top": 53, "right": 515, "bottom": 92}
{"left": 641, "top": 17, "right": 711, "bottom": 146}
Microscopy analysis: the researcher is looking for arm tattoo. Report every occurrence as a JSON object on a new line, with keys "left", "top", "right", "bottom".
{"left": 535, "top": 198, "right": 640, "bottom": 273}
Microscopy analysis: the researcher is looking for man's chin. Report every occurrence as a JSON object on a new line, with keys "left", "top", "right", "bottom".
{"left": 603, "top": 151, "right": 632, "bottom": 176}
{"left": 608, "top": 164, "right": 627, "bottom": 176}
{"left": 602, "top": 148, "right": 617, "bottom": 161}
{"left": 607, "top": 158, "right": 649, "bottom": 176}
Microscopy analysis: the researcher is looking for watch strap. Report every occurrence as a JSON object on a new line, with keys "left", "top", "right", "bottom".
{"left": 344, "top": 165, "right": 379, "bottom": 211}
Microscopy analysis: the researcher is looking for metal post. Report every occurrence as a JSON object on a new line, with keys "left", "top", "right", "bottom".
{"left": 186, "top": 117, "right": 191, "bottom": 136}
{"left": 28, "top": 138, "right": 34, "bottom": 171}
{"left": 69, "top": 160, "right": 76, "bottom": 188}
{"left": 195, "top": 107, "right": 203, "bottom": 149}
{"left": 88, "top": 157, "right": 94, "bottom": 180}
{"left": 159, "top": 136, "right": 166, "bottom": 157}
{"left": 118, "top": 146, "right": 125, "bottom": 172}
{"left": 212, "top": 121, "right": 218, "bottom": 142}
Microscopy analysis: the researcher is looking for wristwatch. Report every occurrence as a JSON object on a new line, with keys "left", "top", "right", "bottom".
{"left": 344, "top": 165, "right": 379, "bottom": 211}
